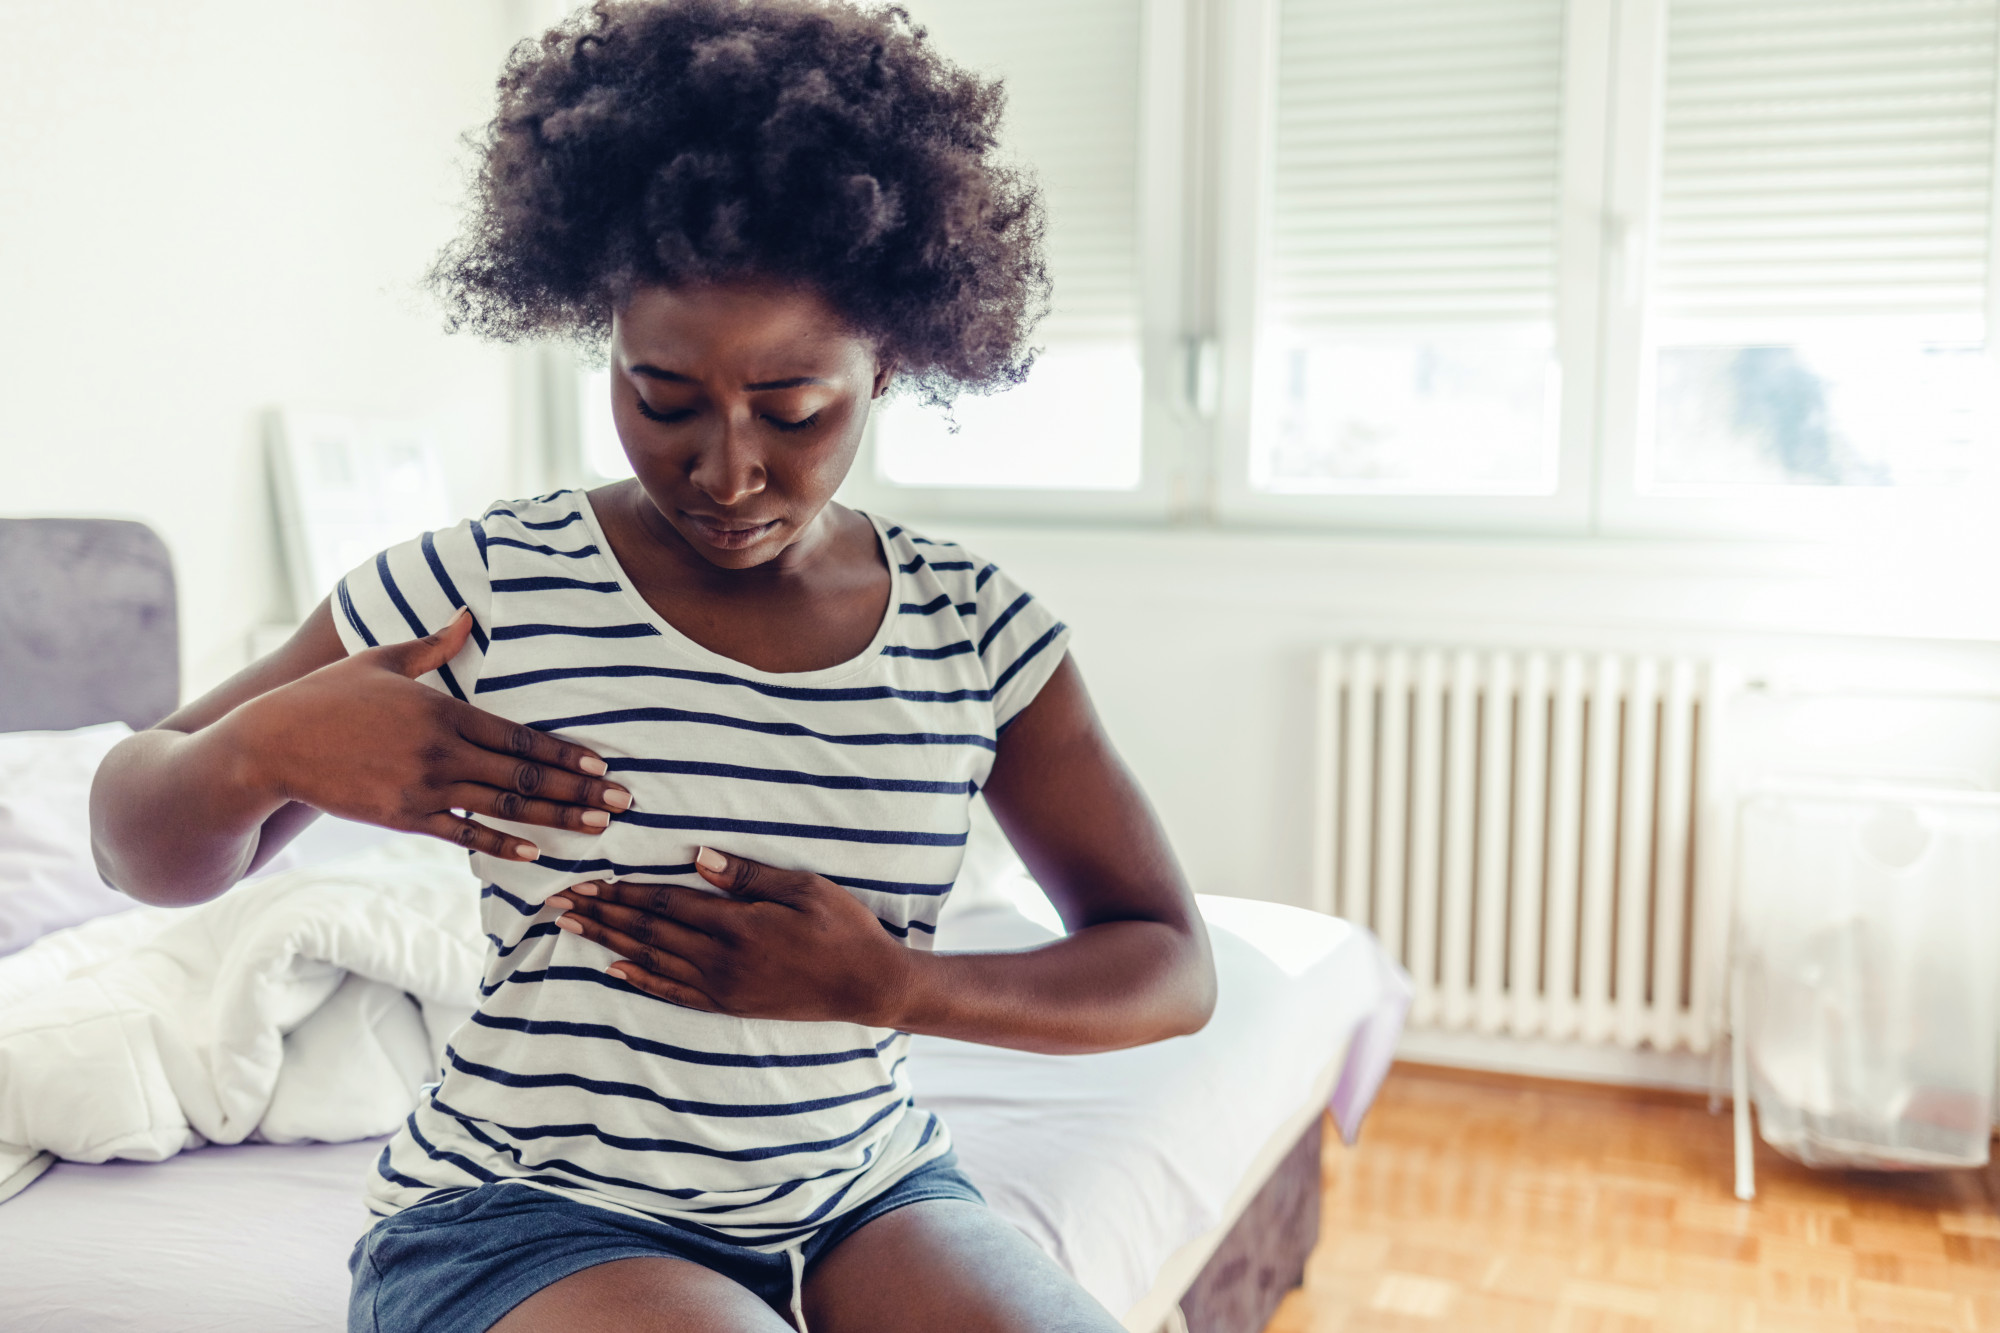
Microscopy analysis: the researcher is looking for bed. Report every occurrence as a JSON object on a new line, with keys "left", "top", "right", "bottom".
{"left": 0, "top": 516, "right": 1408, "bottom": 1333}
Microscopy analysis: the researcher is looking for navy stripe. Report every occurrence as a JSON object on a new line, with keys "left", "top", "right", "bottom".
{"left": 620, "top": 811, "right": 968, "bottom": 847}
{"left": 489, "top": 622, "right": 659, "bottom": 641}
{"left": 335, "top": 577, "right": 378, "bottom": 648}
{"left": 376, "top": 550, "right": 467, "bottom": 701}
{"left": 898, "top": 555, "right": 926, "bottom": 574}
{"left": 488, "top": 921, "right": 558, "bottom": 957}
{"left": 525, "top": 706, "right": 997, "bottom": 752}
{"left": 481, "top": 964, "right": 626, "bottom": 998}
{"left": 993, "top": 622, "right": 1066, "bottom": 697}
{"left": 445, "top": 1046, "right": 905, "bottom": 1119}
{"left": 491, "top": 576, "right": 622, "bottom": 594}
{"left": 825, "top": 873, "right": 956, "bottom": 897}
{"left": 880, "top": 640, "right": 976, "bottom": 660}
{"left": 606, "top": 758, "right": 975, "bottom": 796}
{"left": 421, "top": 530, "right": 488, "bottom": 654}
{"left": 404, "top": 1113, "right": 501, "bottom": 1184}
{"left": 484, "top": 507, "right": 585, "bottom": 531}
{"left": 376, "top": 551, "right": 428, "bottom": 639}
{"left": 926, "top": 560, "right": 975, "bottom": 572}
{"left": 470, "top": 519, "right": 489, "bottom": 568}
{"left": 897, "top": 594, "right": 979, "bottom": 617}
{"left": 431, "top": 1086, "right": 909, "bottom": 1163}
{"left": 878, "top": 917, "right": 938, "bottom": 938}
{"left": 467, "top": 1012, "right": 900, "bottom": 1069}
{"left": 974, "top": 563, "right": 998, "bottom": 590}
{"left": 531, "top": 856, "right": 697, "bottom": 877}
{"left": 482, "top": 883, "right": 541, "bottom": 917}
{"left": 882, "top": 525, "right": 903, "bottom": 539}
{"left": 476, "top": 662, "right": 990, "bottom": 705}
{"left": 977, "top": 591, "right": 1033, "bottom": 657}
{"left": 485, "top": 537, "right": 602, "bottom": 559}
{"left": 375, "top": 1142, "right": 435, "bottom": 1192}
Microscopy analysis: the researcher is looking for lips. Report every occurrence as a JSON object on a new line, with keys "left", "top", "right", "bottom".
{"left": 681, "top": 511, "right": 781, "bottom": 551}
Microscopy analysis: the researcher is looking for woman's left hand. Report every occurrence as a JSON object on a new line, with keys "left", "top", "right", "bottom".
{"left": 547, "top": 847, "right": 915, "bottom": 1024}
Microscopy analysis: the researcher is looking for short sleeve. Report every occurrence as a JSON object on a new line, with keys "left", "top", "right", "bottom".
{"left": 331, "top": 517, "right": 492, "bottom": 702}
{"left": 967, "top": 556, "right": 1070, "bottom": 729}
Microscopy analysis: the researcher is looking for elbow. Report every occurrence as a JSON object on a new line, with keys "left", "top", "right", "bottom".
{"left": 1162, "top": 923, "right": 1219, "bottom": 1039}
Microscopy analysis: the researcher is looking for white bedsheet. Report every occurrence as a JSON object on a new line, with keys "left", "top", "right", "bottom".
{"left": 0, "top": 892, "right": 1403, "bottom": 1332}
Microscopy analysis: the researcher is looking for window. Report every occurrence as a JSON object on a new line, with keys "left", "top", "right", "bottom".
{"left": 1644, "top": 0, "right": 1998, "bottom": 492}
{"left": 561, "top": 0, "right": 2000, "bottom": 538}
{"left": 841, "top": 0, "right": 1168, "bottom": 520}
{"left": 1254, "top": 0, "right": 1567, "bottom": 496}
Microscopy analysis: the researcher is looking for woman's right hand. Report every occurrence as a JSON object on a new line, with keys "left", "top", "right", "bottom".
{"left": 226, "top": 609, "right": 628, "bottom": 862}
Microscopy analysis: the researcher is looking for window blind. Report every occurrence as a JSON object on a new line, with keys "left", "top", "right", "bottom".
{"left": 898, "top": 0, "right": 1142, "bottom": 342}
{"left": 1266, "top": 0, "right": 1568, "bottom": 333}
{"left": 1656, "top": 0, "right": 2000, "bottom": 333}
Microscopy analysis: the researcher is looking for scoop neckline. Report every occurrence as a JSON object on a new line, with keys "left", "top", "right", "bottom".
{"left": 572, "top": 489, "right": 903, "bottom": 685}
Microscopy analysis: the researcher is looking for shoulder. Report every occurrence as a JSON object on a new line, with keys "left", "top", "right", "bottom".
{"left": 866, "top": 514, "right": 1069, "bottom": 726}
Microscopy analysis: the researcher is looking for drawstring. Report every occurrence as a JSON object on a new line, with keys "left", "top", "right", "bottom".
{"left": 785, "top": 1243, "right": 808, "bottom": 1332}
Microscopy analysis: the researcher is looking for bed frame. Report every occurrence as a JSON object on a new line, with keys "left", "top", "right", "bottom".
{"left": 0, "top": 515, "right": 1321, "bottom": 1333}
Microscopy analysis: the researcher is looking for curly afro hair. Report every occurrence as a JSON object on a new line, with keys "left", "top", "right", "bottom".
{"left": 430, "top": 0, "right": 1050, "bottom": 405}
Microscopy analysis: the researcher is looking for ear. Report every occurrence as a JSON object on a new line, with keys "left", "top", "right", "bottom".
{"left": 871, "top": 360, "right": 896, "bottom": 399}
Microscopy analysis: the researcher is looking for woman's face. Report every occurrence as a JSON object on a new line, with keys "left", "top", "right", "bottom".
{"left": 608, "top": 280, "right": 888, "bottom": 571}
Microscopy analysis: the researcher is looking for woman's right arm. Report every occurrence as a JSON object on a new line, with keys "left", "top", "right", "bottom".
{"left": 90, "top": 599, "right": 630, "bottom": 907}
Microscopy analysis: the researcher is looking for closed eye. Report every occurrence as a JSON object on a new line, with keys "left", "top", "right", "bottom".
{"left": 765, "top": 412, "right": 821, "bottom": 433}
{"left": 633, "top": 397, "right": 694, "bottom": 425}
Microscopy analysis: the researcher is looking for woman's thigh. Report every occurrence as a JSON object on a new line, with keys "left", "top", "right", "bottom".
{"left": 490, "top": 1256, "right": 795, "bottom": 1333}
{"left": 802, "top": 1199, "right": 1126, "bottom": 1333}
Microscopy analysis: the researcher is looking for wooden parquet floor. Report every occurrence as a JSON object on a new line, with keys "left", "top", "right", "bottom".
{"left": 1266, "top": 1063, "right": 2000, "bottom": 1333}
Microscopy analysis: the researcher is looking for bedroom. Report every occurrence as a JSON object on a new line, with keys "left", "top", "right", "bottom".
{"left": 3, "top": 0, "right": 1998, "bottom": 1330}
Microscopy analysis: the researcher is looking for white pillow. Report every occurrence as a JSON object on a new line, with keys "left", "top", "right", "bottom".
{"left": 0, "top": 722, "right": 139, "bottom": 956}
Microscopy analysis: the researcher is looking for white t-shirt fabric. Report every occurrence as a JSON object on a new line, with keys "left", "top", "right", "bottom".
{"left": 330, "top": 490, "right": 1069, "bottom": 1249}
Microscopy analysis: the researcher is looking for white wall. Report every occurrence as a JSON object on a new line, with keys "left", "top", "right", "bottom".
{"left": 943, "top": 523, "right": 2000, "bottom": 912}
{"left": 2, "top": 0, "right": 535, "bottom": 695}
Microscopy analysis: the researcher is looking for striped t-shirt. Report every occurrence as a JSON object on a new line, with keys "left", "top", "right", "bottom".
{"left": 331, "top": 489, "right": 1069, "bottom": 1247}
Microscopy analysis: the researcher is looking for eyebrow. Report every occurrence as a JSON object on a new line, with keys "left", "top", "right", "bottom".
{"left": 629, "top": 365, "right": 829, "bottom": 392}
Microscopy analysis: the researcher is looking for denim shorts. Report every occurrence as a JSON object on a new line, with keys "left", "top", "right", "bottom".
{"left": 347, "top": 1151, "right": 983, "bottom": 1333}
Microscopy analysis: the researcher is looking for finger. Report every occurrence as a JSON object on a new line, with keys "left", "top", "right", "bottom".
{"left": 557, "top": 913, "right": 706, "bottom": 988}
{"left": 451, "top": 703, "right": 609, "bottom": 778}
{"left": 694, "top": 846, "right": 804, "bottom": 902}
{"left": 380, "top": 608, "right": 475, "bottom": 680}
{"left": 453, "top": 746, "right": 631, "bottom": 814}
{"left": 577, "top": 880, "right": 737, "bottom": 935}
{"left": 561, "top": 897, "right": 717, "bottom": 962}
{"left": 442, "top": 783, "right": 614, "bottom": 835}
{"left": 419, "top": 811, "right": 539, "bottom": 862}
{"left": 606, "top": 962, "right": 720, "bottom": 1012}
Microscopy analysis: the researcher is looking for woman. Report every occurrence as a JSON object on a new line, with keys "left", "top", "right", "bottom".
{"left": 89, "top": 2, "right": 1215, "bottom": 1330}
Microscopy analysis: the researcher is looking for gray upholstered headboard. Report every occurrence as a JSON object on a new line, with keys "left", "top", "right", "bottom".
{"left": 0, "top": 519, "right": 179, "bottom": 732}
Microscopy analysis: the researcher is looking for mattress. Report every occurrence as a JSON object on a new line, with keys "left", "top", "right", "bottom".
{"left": 0, "top": 895, "right": 1396, "bottom": 1333}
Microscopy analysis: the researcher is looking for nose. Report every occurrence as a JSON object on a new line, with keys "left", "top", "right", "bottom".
{"left": 686, "top": 413, "right": 767, "bottom": 507}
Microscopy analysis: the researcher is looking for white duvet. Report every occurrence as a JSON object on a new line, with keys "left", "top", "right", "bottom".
{"left": 0, "top": 838, "right": 483, "bottom": 1201}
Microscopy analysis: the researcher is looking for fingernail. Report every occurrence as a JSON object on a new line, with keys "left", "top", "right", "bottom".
{"left": 603, "top": 788, "right": 632, "bottom": 811}
{"left": 579, "top": 756, "right": 608, "bottom": 777}
{"left": 607, "top": 965, "right": 629, "bottom": 981}
{"left": 546, "top": 896, "right": 573, "bottom": 913}
{"left": 555, "top": 915, "right": 584, "bottom": 935}
{"left": 696, "top": 846, "right": 726, "bottom": 874}
{"left": 570, "top": 882, "right": 599, "bottom": 897}
{"left": 514, "top": 842, "right": 540, "bottom": 861}
{"left": 581, "top": 809, "right": 610, "bottom": 829}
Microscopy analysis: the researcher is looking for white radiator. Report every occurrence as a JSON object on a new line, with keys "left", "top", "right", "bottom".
{"left": 1313, "top": 646, "right": 1729, "bottom": 1055}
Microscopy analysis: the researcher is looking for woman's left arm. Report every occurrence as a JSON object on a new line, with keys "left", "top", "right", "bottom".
{"left": 555, "top": 656, "right": 1217, "bottom": 1053}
